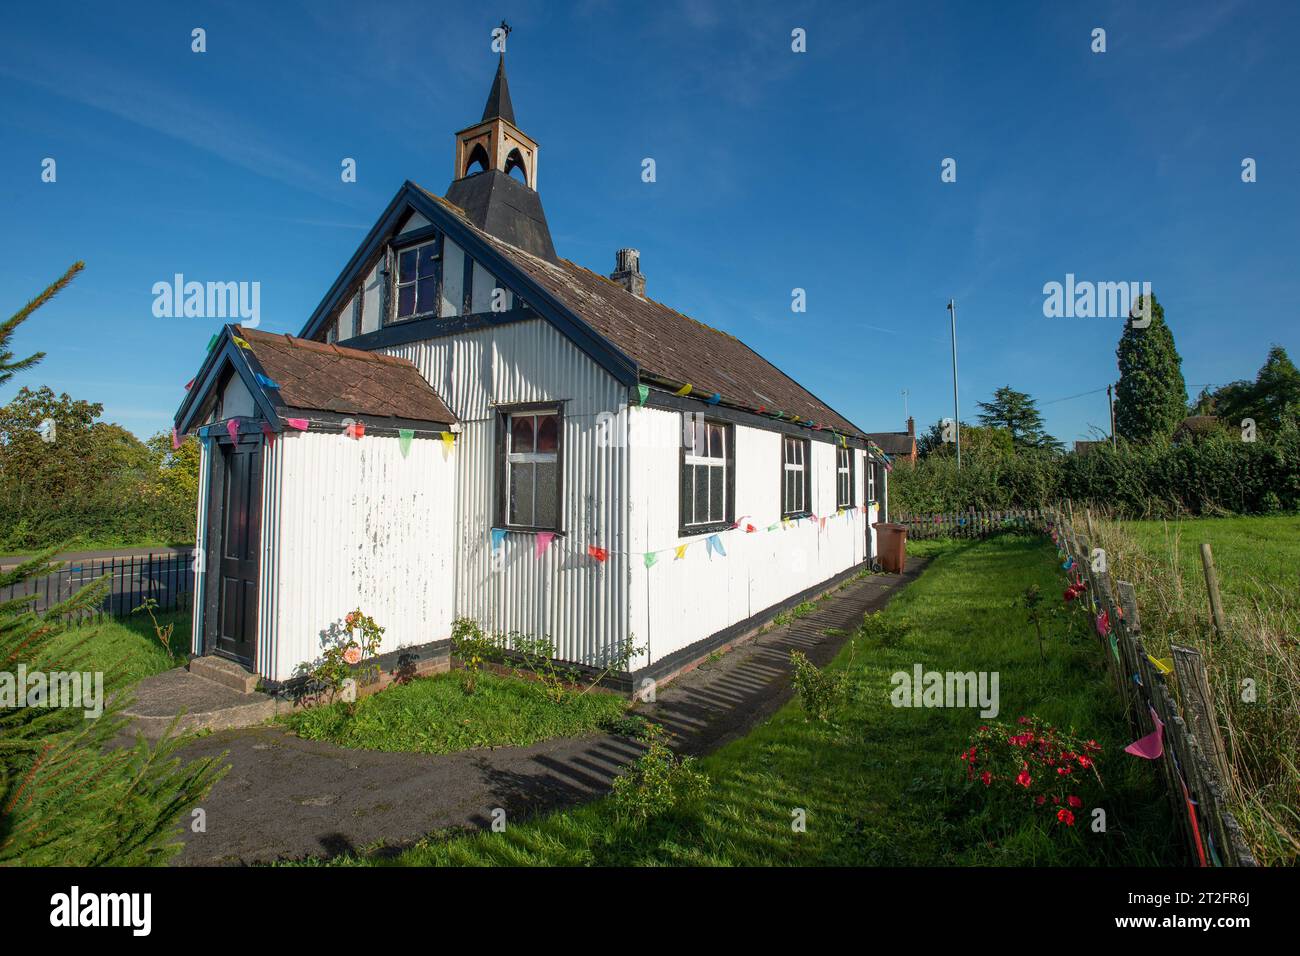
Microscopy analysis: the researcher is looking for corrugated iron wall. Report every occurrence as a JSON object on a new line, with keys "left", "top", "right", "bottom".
{"left": 256, "top": 430, "right": 456, "bottom": 682}
{"left": 628, "top": 406, "right": 869, "bottom": 668}
{"left": 383, "top": 319, "right": 630, "bottom": 666}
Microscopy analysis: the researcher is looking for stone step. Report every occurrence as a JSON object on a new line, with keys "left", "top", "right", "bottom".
{"left": 122, "top": 668, "right": 280, "bottom": 739}
{"left": 189, "top": 655, "right": 259, "bottom": 694}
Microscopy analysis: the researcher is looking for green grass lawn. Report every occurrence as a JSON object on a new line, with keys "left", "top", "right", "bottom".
{"left": 46, "top": 609, "right": 190, "bottom": 688}
{"left": 283, "top": 669, "right": 631, "bottom": 754}
{"left": 321, "top": 534, "right": 1176, "bottom": 866}
{"left": 1119, "top": 515, "right": 1300, "bottom": 620}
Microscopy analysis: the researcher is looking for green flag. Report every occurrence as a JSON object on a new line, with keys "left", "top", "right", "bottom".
{"left": 637, "top": 384, "right": 649, "bottom": 407}
{"left": 643, "top": 551, "right": 658, "bottom": 568}
{"left": 398, "top": 428, "right": 414, "bottom": 458}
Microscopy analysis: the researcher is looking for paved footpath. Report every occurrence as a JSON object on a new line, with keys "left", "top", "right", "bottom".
{"left": 174, "top": 559, "right": 928, "bottom": 865}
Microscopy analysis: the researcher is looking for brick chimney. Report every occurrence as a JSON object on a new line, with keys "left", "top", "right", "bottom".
{"left": 907, "top": 416, "right": 915, "bottom": 438}
{"left": 610, "top": 248, "right": 646, "bottom": 298}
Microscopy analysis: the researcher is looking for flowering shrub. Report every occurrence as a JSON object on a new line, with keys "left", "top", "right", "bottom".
{"left": 299, "top": 609, "right": 386, "bottom": 705}
{"left": 960, "top": 715, "right": 1103, "bottom": 827}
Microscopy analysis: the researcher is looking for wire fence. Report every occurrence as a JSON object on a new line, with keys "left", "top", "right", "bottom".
{"left": 0, "top": 551, "right": 195, "bottom": 625}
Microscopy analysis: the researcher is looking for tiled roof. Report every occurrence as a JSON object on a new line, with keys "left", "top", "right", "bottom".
{"left": 420, "top": 187, "right": 868, "bottom": 439}
{"left": 234, "top": 326, "right": 456, "bottom": 424}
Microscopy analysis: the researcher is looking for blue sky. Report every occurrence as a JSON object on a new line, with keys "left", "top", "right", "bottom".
{"left": 2, "top": 0, "right": 1297, "bottom": 444}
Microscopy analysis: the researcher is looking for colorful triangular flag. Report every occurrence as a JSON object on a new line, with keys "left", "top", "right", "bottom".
{"left": 285, "top": 417, "right": 309, "bottom": 430}
{"left": 636, "top": 384, "right": 649, "bottom": 407}
{"left": 398, "top": 428, "right": 414, "bottom": 458}
{"left": 535, "top": 531, "right": 555, "bottom": 558}
{"left": 491, "top": 528, "right": 508, "bottom": 551}
{"left": 674, "top": 383, "right": 693, "bottom": 397}
{"left": 643, "top": 551, "right": 658, "bottom": 569}
{"left": 588, "top": 545, "right": 609, "bottom": 563}
{"left": 226, "top": 418, "right": 240, "bottom": 442}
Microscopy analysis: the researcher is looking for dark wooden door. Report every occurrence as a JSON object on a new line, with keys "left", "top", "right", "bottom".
{"left": 216, "top": 440, "right": 261, "bottom": 665}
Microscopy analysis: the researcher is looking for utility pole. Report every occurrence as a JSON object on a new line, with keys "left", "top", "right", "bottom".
{"left": 1107, "top": 383, "right": 1117, "bottom": 449}
{"left": 902, "top": 388, "right": 909, "bottom": 421}
{"left": 946, "top": 299, "right": 961, "bottom": 468}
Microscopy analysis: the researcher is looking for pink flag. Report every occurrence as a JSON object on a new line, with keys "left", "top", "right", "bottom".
{"left": 819, "top": 516, "right": 826, "bottom": 531}
{"left": 171, "top": 426, "right": 181, "bottom": 450}
{"left": 535, "top": 532, "right": 555, "bottom": 558}
{"left": 1095, "top": 610, "right": 1111, "bottom": 637}
{"left": 226, "top": 418, "right": 240, "bottom": 443}
{"left": 1125, "top": 708, "right": 1165, "bottom": 760}
{"left": 261, "top": 421, "right": 276, "bottom": 446}
{"left": 286, "top": 418, "right": 309, "bottom": 431}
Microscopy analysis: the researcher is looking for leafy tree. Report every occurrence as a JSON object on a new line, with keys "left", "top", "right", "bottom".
{"left": 1187, "top": 345, "right": 1300, "bottom": 435}
{"left": 976, "top": 385, "right": 1062, "bottom": 451}
{"left": 1115, "top": 293, "right": 1188, "bottom": 443}
{"left": 0, "top": 261, "right": 81, "bottom": 386}
{"left": 917, "top": 419, "right": 1016, "bottom": 461}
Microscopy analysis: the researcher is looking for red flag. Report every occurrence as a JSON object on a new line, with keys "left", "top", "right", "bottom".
{"left": 587, "top": 545, "right": 608, "bottom": 562}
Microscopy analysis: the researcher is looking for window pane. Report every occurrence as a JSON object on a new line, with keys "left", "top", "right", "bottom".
{"left": 417, "top": 275, "right": 438, "bottom": 314}
{"left": 399, "top": 249, "right": 418, "bottom": 282}
{"left": 692, "top": 419, "right": 706, "bottom": 456}
{"left": 397, "top": 284, "right": 416, "bottom": 318}
{"left": 709, "top": 424, "right": 724, "bottom": 459}
{"left": 693, "top": 464, "right": 708, "bottom": 523}
{"left": 784, "top": 471, "right": 793, "bottom": 513}
{"left": 511, "top": 415, "right": 534, "bottom": 454}
{"left": 509, "top": 461, "right": 534, "bottom": 526}
{"left": 534, "top": 462, "right": 557, "bottom": 527}
{"left": 536, "top": 414, "right": 558, "bottom": 453}
{"left": 418, "top": 243, "right": 439, "bottom": 278}
{"left": 709, "top": 463, "right": 724, "bottom": 521}
{"left": 684, "top": 462, "right": 696, "bottom": 524}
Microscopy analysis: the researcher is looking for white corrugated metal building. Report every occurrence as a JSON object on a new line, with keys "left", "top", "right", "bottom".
{"left": 175, "top": 56, "right": 892, "bottom": 689}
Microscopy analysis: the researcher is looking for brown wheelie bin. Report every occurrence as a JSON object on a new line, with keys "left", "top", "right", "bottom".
{"left": 872, "top": 522, "right": 908, "bottom": 573}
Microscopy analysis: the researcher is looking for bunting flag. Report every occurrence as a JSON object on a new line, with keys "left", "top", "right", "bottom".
{"left": 674, "top": 543, "right": 689, "bottom": 560}
{"left": 637, "top": 384, "right": 649, "bottom": 407}
{"left": 1124, "top": 708, "right": 1165, "bottom": 759}
{"left": 535, "top": 531, "right": 555, "bottom": 558}
{"left": 440, "top": 431, "right": 455, "bottom": 453}
{"left": 588, "top": 545, "right": 609, "bottom": 563}
{"left": 674, "top": 383, "right": 693, "bottom": 397}
{"left": 1095, "top": 610, "right": 1111, "bottom": 637}
{"left": 184, "top": 378, "right": 194, "bottom": 391}
{"left": 744, "top": 522, "right": 756, "bottom": 533}
{"left": 260, "top": 421, "right": 276, "bottom": 446}
{"left": 819, "top": 517, "right": 827, "bottom": 531}
{"left": 706, "top": 534, "right": 726, "bottom": 557}
{"left": 643, "top": 551, "right": 658, "bottom": 569}
{"left": 206, "top": 333, "right": 219, "bottom": 352}
{"left": 1149, "top": 655, "right": 1174, "bottom": 675}
{"left": 491, "top": 528, "right": 508, "bottom": 552}
{"left": 705, "top": 393, "right": 721, "bottom": 405}
{"left": 232, "top": 336, "right": 251, "bottom": 349}
{"left": 285, "top": 417, "right": 309, "bottom": 431}
{"left": 171, "top": 426, "right": 182, "bottom": 450}
{"left": 767, "top": 523, "right": 779, "bottom": 531}
{"left": 345, "top": 421, "right": 366, "bottom": 440}
{"left": 398, "top": 428, "right": 414, "bottom": 458}
{"left": 255, "top": 372, "right": 281, "bottom": 390}
{"left": 1108, "top": 633, "right": 1120, "bottom": 662}
{"left": 226, "top": 418, "right": 240, "bottom": 442}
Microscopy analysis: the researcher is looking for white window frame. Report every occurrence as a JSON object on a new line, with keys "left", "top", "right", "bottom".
{"left": 504, "top": 408, "right": 560, "bottom": 530}
{"left": 682, "top": 417, "right": 730, "bottom": 530}
{"left": 836, "top": 446, "right": 854, "bottom": 509}
{"left": 868, "top": 461, "right": 877, "bottom": 503}
{"left": 782, "top": 436, "right": 809, "bottom": 517}
{"left": 393, "top": 238, "right": 441, "bottom": 322}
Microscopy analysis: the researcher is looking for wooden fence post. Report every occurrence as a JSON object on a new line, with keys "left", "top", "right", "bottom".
{"left": 1171, "top": 644, "right": 1233, "bottom": 790}
{"left": 1200, "top": 543, "right": 1227, "bottom": 642}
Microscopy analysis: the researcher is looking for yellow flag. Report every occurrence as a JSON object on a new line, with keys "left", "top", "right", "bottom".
{"left": 232, "top": 336, "right": 251, "bottom": 349}
{"left": 440, "top": 431, "right": 455, "bottom": 452}
{"left": 674, "top": 383, "right": 693, "bottom": 397}
{"left": 1150, "top": 656, "right": 1173, "bottom": 675}
{"left": 674, "top": 543, "right": 688, "bottom": 560}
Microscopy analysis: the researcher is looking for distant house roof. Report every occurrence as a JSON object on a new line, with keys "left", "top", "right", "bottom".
{"left": 863, "top": 432, "right": 914, "bottom": 456}
{"left": 416, "top": 187, "right": 868, "bottom": 440}
{"left": 234, "top": 326, "right": 457, "bottom": 424}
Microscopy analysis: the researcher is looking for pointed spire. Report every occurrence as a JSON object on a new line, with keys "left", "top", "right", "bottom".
{"left": 482, "top": 54, "right": 516, "bottom": 125}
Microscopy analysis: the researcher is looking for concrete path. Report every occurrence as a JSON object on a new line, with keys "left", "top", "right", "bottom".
{"left": 174, "top": 559, "right": 928, "bottom": 865}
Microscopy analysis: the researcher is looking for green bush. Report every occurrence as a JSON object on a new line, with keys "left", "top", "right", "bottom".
{"left": 891, "top": 425, "right": 1300, "bottom": 518}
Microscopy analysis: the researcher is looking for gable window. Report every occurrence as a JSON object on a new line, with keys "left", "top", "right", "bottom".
{"left": 781, "top": 436, "right": 810, "bottom": 517}
{"left": 836, "top": 445, "right": 854, "bottom": 509}
{"left": 394, "top": 237, "right": 441, "bottom": 321}
{"left": 680, "top": 416, "right": 733, "bottom": 534}
{"left": 497, "top": 406, "right": 562, "bottom": 531}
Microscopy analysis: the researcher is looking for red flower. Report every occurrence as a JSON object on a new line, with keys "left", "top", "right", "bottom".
{"left": 1057, "top": 765, "right": 1072, "bottom": 775}
{"left": 980, "top": 771, "right": 992, "bottom": 787}
{"left": 1035, "top": 795, "right": 1046, "bottom": 805}
{"left": 1016, "top": 769, "right": 1032, "bottom": 788}
{"left": 1077, "top": 755, "right": 1093, "bottom": 768}
{"left": 1067, "top": 795, "right": 1083, "bottom": 809}
{"left": 1057, "top": 808, "right": 1075, "bottom": 826}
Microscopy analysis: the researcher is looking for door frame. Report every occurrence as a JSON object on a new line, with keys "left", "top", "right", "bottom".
{"left": 203, "top": 430, "right": 263, "bottom": 669}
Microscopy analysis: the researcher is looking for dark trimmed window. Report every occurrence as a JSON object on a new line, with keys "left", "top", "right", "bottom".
{"left": 394, "top": 237, "right": 442, "bottom": 321}
{"left": 836, "top": 445, "right": 854, "bottom": 509}
{"left": 781, "top": 435, "right": 811, "bottom": 517}
{"left": 496, "top": 405, "right": 562, "bottom": 531}
{"left": 868, "top": 461, "right": 877, "bottom": 503}
{"left": 680, "top": 415, "right": 733, "bottom": 534}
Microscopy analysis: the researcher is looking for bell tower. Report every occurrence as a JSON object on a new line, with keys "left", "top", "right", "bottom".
{"left": 453, "top": 53, "right": 539, "bottom": 190}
